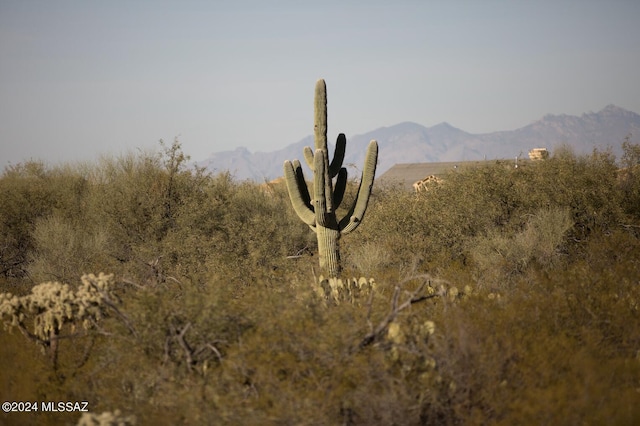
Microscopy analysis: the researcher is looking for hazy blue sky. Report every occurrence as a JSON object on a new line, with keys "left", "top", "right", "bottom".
{"left": 1, "top": 0, "right": 639, "bottom": 167}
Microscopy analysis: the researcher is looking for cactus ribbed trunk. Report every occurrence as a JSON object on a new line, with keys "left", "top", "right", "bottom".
{"left": 318, "top": 226, "right": 340, "bottom": 278}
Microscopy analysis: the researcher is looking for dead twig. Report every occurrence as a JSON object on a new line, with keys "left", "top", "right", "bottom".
{"left": 165, "top": 321, "right": 224, "bottom": 372}
{"left": 356, "top": 276, "right": 438, "bottom": 351}
{"left": 176, "top": 322, "right": 194, "bottom": 372}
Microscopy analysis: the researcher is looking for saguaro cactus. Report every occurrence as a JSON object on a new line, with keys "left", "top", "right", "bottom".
{"left": 284, "top": 79, "right": 378, "bottom": 277}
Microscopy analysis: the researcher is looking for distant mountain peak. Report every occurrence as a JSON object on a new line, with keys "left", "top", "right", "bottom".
{"left": 430, "top": 121, "right": 464, "bottom": 132}
{"left": 601, "top": 104, "right": 623, "bottom": 112}
{"left": 197, "top": 105, "right": 640, "bottom": 181}
{"left": 598, "top": 104, "right": 639, "bottom": 118}
{"left": 384, "top": 121, "right": 426, "bottom": 131}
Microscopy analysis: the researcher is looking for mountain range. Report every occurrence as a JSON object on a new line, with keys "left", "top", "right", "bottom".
{"left": 196, "top": 105, "right": 640, "bottom": 181}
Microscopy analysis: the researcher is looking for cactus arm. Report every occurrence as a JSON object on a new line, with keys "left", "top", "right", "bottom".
{"left": 291, "top": 159, "right": 313, "bottom": 208}
{"left": 339, "top": 140, "right": 378, "bottom": 235}
{"left": 329, "top": 133, "right": 346, "bottom": 177}
{"left": 284, "top": 159, "right": 316, "bottom": 227}
{"left": 333, "top": 167, "right": 348, "bottom": 208}
{"left": 303, "top": 146, "right": 315, "bottom": 171}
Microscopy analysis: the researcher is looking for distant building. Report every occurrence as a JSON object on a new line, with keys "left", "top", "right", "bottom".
{"left": 377, "top": 160, "right": 487, "bottom": 191}
{"left": 378, "top": 158, "right": 535, "bottom": 191}
{"left": 528, "top": 148, "right": 550, "bottom": 161}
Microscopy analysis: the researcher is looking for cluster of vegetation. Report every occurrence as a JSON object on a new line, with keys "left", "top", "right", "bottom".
{"left": 1, "top": 139, "right": 639, "bottom": 425}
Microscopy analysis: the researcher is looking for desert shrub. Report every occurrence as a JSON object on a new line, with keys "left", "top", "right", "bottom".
{"left": 73, "top": 141, "right": 314, "bottom": 289}
{"left": 531, "top": 146, "right": 624, "bottom": 238}
{"left": 27, "top": 215, "right": 111, "bottom": 283}
{"left": 470, "top": 207, "right": 573, "bottom": 288}
{"left": 343, "top": 240, "right": 394, "bottom": 276}
{"left": 495, "top": 241, "right": 640, "bottom": 424}
{"left": 86, "top": 144, "right": 182, "bottom": 256}
{"left": 619, "top": 137, "right": 640, "bottom": 221}
{"left": 0, "top": 161, "right": 89, "bottom": 280}
{"left": 352, "top": 183, "right": 435, "bottom": 271}
{"left": 13, "top": 146, "right": 188, "bottom": 287}
{"left": 213, "top": 179, "right": 313, "bottom": 272}
{"left": 359, "top": 147, "right": 628, "bottom": 275}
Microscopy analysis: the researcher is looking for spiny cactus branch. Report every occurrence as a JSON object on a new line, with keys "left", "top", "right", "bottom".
{"left": 333, "top": 167, "right": 348, "bottom": 207}
{"left": 340, "top": 140, "right": 378, "bottom": 235}
{"left": 283, "top": 159, "right": 315, "bottom": 227}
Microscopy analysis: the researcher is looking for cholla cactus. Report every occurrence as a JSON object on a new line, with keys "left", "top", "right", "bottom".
{"left": 314, "top": 275, "right": 376, "bottom": 305}
{"left": 76, "top": 409, "right": 136, "bottom": 426}
{"left": 0, "top": 273, "right": 121, "bottom": 366}
{"left": 284, "top": 79, "right": 378, "bottom": 277}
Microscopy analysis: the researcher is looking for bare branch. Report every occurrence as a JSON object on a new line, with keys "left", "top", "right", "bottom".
{"left": 205, "top": 343, "right": 223, "bottom": 364}
{"left": 176, "top": 322, "right": 194, "bottom": 372}
{"left": 100, "top": 297, "right": 138, "bottom": 337}
{"left": 356, "top": 277, "right": 437, "bottom": 351}
{"left": 119, "top": 278, "right": 145, "bottom": 290}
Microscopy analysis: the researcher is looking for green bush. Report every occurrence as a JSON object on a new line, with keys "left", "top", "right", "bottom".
{"left": 470, "top": 206, "right": 573, "bottom": 288}
{"left": 0, "top": 161, "right": 89, "bottom": 280}
{"left": 619, "top": 137, "right": 640, "bottom": 221}
{"left": 27, "top": 215, "right": 110, "bottom": 283}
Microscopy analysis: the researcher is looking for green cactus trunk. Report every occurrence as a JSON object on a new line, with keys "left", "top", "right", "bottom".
{"left": 318, "top": 226, "right": 341, "bottom": 278}
{"left": 284, "top": 79, "right": 378, "bottom": 277}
